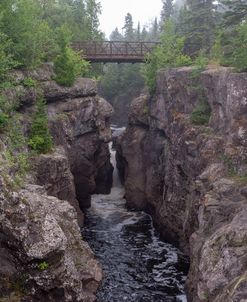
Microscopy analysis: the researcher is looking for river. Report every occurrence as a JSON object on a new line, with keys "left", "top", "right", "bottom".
{"left": 82, "top": 137, "right": 188, "bottom": 302}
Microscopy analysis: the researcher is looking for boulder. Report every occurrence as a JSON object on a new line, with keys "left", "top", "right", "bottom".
{"left": 0, "top": 181, "right": 102, "bottom": 301}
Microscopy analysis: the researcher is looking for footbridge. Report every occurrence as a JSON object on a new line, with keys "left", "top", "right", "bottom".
{"left": 73, "top": 41, "right": 160, "bottom": 63}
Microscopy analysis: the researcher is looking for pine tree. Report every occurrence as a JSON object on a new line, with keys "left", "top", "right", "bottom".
{"left": 110, "top": 27, "right": 123, "bottom": 41}
{"left": 160, "top": 0, "right": 174, "bottom": 28}
{"left": 123, "top": 13, "right": 134, "bottom": 40}
{"left": 1, "top": 0, "right": 54, "bottom": 67}
{"left": 85, "top": 0, "right": 102, "bottom": 40}
{"left": 151, "top": 17, "right": 159, "bottom": 40}
{"left": 141, "top": 27, "right": 148, "bottom": 41}
{"left": 220, "top": 0, "right": 247, "bottom": 26}
{"left": 136, "top": 22, "right": 141, "bottom": 41}
{"left": 179, "top": 0, "right": 215, "bottom": 55}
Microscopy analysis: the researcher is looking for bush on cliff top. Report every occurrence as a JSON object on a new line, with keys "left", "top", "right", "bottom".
{"left": 54, "top": 27, "right": 90, "bottom": 87}
{"left": 143, "top": 20, "right": 192, "bottom": 94}
{"left": 54, "top": 46, "right": 90, "bottom": 86}
{"left": 28, "top": 98, "right": 53, "bottom": 154}
{"left": 0, "top": 33, "right": 18, "bottom": 80}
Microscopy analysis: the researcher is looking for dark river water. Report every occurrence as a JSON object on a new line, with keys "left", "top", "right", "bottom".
{"left": 82, "top": 143, "right": 188, "bottom": 302}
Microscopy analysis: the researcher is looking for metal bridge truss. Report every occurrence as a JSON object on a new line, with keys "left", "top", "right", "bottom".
{"left": 73, "top": 41, "right": 160, "bottom": 63}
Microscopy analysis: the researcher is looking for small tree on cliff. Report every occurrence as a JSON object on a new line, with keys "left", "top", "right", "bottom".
{"left": 143, "top": 20, "right": 192, "bottom": 93}
{"left": 28, "top": 97, "right": 53, "bottom": 154}
{"left": 54, "top": 26, "right": 90, "bottom": 87}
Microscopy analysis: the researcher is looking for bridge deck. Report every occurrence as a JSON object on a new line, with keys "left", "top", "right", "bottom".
{"left": 73, "top": 41, "right": 160, "bottom": 63}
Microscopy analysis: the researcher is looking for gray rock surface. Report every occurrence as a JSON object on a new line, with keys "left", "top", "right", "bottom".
{"left": 47, "top": 95, "right": 113, "bottom": 209}
{"left": 0, "top": 64, "right": 114, "bottom": 300}
{"left": 0, "top": 180, "right": 102, "bottom": 301}
{"left": 17, "top": 64, "right": 114, "bottom": 209}
{"left": 117, "top": 67, "right": 247, "bottom": 301}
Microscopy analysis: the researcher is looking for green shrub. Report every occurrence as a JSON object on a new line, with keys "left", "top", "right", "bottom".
{"left": 2, "top": 115, "right": 30, "bottom": 188}
{"left": 54, "top": 26, "right": 90, "bottom": 87}
{"left": 38, "top": 261, "right": 49, "bottom": 271}
{"left": 216, "top": 22, "right": 247, "bottom": 72}
{"left": 28, "top": 98, "right": 52, "bottom": 154}
{"left": 22, "top": 77, "right": 37, "bottom": 87}
{"left": 143, "top": 20, "right": 192, "bottom": 93}
{"left": 0, "top": 32, "right": 18, "bottom": 80}
{"left": 191, "top": 101, "right": 211, "bottom": 125}
{"left": 211, "top": 33, "right": 223, "bottom": 64}
{"left": 1, "top": 0, "right": 54, "bottom": 68}
{"left": 54, "top": 47, "right": 89, "bottom": 86}
{"left": 231, "top": 22, "right": 247, "bottom": 71}
{"left": 0, "top": 112, "right": 9, "bottom": 131}
{"left": 194, "top": 50, "right": 209, "bottom": 70}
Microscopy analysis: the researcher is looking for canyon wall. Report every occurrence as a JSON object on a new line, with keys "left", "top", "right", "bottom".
{"left": 117, "top": 67, "right": 247, "bottom": 301}
{"left": 0, "top": 64, "right": 113, "bottom": 301}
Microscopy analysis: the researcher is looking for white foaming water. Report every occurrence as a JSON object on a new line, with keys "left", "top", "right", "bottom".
{"left": 110, "top": 141, "right": 122, "bottom": 189}
{"left": 84, "top": 128, "right": 188, "bottom": 302}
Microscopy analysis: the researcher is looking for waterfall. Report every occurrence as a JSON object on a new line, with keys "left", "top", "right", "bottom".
{"left": 110, "top": 142, "right": 121, "bottom": 188}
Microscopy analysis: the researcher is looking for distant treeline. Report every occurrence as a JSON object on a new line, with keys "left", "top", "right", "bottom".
{"left": 101, "top": 0, "right": 247, "bottom": 96}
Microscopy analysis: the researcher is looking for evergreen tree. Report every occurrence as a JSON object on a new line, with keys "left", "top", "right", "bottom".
{"left": 143, "top": 20, "right": 192, "bottom": 93}
{"left": 179, "top": 0, "right": 215, "bottom": 55}
{"left": 123, "top": 13, "right": 135, "bottom": 40}
{"left": 137, "top": 22, "right": 141, "bottom": 41}
{"left": 0, "top": 32, "right": 18, "bottom": 80}
{"left": 85, "top": 0, "right": 102, "bottom": 40}
{"left": 160, "top": 0, "right": 174, "bottom": 28}
{"left": 141, "top": 26, "right": 148, "bottom": 41}
{"left": 110, "top": 27, "right": 123, "bottom": 41}
{"left": 220, "top": 0, "right": 247, "bottom": 26}
{"left": 71, "top": 0, "right": 89, "bottom": 40}
{"left": 1, "top": 0, "right": 54, "bottom": 68}
{"left": 150, "top": 18, "right": 159, "bottom": 40}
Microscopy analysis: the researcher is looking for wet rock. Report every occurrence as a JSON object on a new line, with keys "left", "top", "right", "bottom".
{"left": 34, "top": 147, "right": 84, "bottom": 225}
{"left": 128, "top": 94, "right": 150, "bottom": 127}
{"left": 47, "top": 95, "right": 114, "bottom": 208}
{"left": 117, "top": 67, "right": 247, "bottom": 301}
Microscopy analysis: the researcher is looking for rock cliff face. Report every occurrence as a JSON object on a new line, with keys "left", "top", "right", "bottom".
{"left": 0, "top": 64, "right": 113, "bottom": 301}
{"left": 13, "top": 64, "right": 113, "bottom": 210}
{"left": 117, "top": 67, "right": 247, "bottom": 301}
{"left": 0, "top": 181, "right": 102, "bottom": 302}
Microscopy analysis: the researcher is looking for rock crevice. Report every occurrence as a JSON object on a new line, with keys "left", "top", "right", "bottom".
{"left": 0, "top": 64, "right": 114, "bottom": 301}
{"left": 117, "top": 67, "right": 247, "bottom": 301}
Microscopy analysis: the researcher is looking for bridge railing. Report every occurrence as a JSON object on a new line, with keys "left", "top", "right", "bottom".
{"left": 73, "top": 41, "right": 160, "bottom": 63}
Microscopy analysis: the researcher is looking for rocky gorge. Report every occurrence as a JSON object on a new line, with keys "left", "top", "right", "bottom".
{"left": 1, "top": 62, "right": 247, "bottom": 302}
{"left": 0, "top": 64, "right": 113, "bottom": 301}
{"left": 116, "top": 67, "right": 247, "bottom": 301}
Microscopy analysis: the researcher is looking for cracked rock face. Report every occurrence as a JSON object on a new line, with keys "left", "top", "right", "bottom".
{"left": 18, "top": 64, "right": 114, "bottom": 210}
{"left": 47, "top": 95, "right": 113, "bottom": 209}
{"left": 117, "top": 67, "right": 247, "bottom": 301}
{"left": 0, "top": 181, "right": 102, "bottom": 302}
{"left": 0, "top": 64, "right": 115, "bottom": 301}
